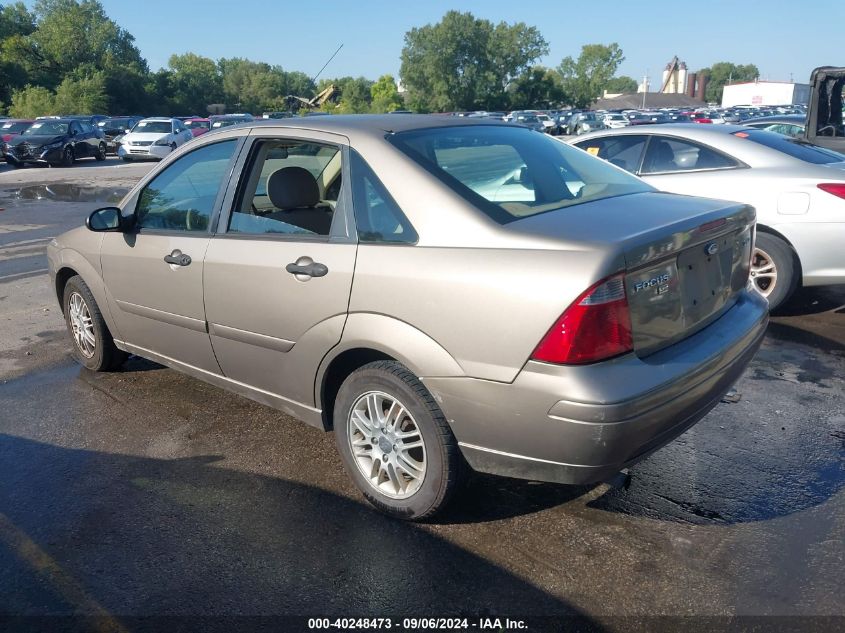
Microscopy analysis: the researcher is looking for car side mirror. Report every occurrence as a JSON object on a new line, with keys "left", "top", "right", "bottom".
{"left": 86, "top": 207, "right": 126, "bottom": 232}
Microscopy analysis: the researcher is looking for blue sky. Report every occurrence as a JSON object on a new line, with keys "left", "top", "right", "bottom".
{"left": 31, "top": 1, "right": 845, "bottom": 85}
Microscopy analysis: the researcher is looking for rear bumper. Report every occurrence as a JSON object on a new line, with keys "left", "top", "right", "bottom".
{"left": 424, "top": 288, "right": 768, "bottom": 485}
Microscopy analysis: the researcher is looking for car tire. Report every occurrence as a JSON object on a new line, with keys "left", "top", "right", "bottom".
{"left": 751, "top": 232, "right": 799, "bottom": 311}
{"left": 95, "top": 143, "right": 107, "bottom": 161}
{"left": 121, "top": 156, "right": 132, "bottom": 162}
{"left": 62, "top": 275, "right": 127, "bottom": 372}
{"left": 334, "top": 360, "right": 465, "bottom": 520}
{"left": 170, "top": 142, "right": 177, "bottom": 151}
{"left": 60, "top": 146, "right": 74, "bottom": 167}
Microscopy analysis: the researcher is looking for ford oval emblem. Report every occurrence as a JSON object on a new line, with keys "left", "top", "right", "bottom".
{"left": 705, "top": 242, "right": 719, "bottom": 256}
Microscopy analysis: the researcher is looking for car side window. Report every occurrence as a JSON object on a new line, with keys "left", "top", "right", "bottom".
{"left": 70, "top": 121, "right": 82, "bottom": 135}
{"left": 641, "top": 136, "right": 739, "bottom": 174}
{"left": 574, "top": 135, "right": 647, "bottom": 174}
{"left": 135, "top": 140, "right": 237, "bottom": 232}
{"left": 228, "top": 139, "right": 342, "bottom": 237}
{"left": 350, "top": 150, "right": 417, "bottom": 244}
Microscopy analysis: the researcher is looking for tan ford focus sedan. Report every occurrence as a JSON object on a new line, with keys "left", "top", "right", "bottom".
{"left": 48, "top": 115, "right": 768, "bottom": 519}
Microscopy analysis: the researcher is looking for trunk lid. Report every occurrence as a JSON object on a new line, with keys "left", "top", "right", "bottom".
{"left": 511, "top": 191, "right": 755, "bottom": 356}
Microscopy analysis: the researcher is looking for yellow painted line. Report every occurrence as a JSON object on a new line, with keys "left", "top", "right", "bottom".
{"left": 0, "top": 512, "right": 128, "bottom": 633}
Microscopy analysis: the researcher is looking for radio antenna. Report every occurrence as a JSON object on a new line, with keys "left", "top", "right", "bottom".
{"left": 311, "top": 44, "right": 344, "bottom": 86}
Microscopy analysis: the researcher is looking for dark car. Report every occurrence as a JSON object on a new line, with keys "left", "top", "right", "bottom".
{"left": 0, "top": 119, "right": 34, "bottom": 162}
{"left": 209, "top": 114, "right": 254, "bottom": 130}
{"left": 741, "top": 114, "right": 806, "bottom": 139}
{"left": 97, "top": 116, "right": 143, "bottom": 153}
{"left": 3, "top": 118, "right": 107, "bottom": 168}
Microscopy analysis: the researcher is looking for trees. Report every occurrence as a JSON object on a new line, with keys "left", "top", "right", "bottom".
{"left": 698, "top": 62, "right": 759, "bottom": 103}
{"left": 508, "top": 66, "right": 565, "bottom": 110}
{"left": 370, "top": 75, "right": 403, "bottom": 112}
{"left": 8, "top": 85, "right": 54, "bottom": 116}
{"left": 399, "top": 11, "right": 547, "bottom": 112}
{"left": 167, "top": 53, "right": 223, "bottom": 115}
{"left": 53, "top": 71, "right": 107, "bottom": 113}
{"left": 557, "top": 43, "right": 625, "bottom": 108}
{"left": 604, "top": 75, "right": 638, "bottom": 95}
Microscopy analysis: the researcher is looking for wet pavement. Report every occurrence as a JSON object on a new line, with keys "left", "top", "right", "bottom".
{"left": 0, "top": 165, "right": 843, "bottom": 631}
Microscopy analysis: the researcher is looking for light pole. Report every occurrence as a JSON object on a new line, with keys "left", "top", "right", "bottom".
{"left": 642, "top": 70, "right": 649, "bottom": 109}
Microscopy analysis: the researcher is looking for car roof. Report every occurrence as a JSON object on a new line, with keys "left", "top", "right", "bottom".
{"left": 743, "top": 115, "right": 806, "bottom": 124}
{"left": 221, "top": 114, "right": 509, "bottom": 137}
{"left": 140, "top": 117, "right": 176, "bottom": 122}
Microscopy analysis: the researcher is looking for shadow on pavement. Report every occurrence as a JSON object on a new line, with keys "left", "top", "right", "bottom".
{"left": 773, "top": 285, "right": 845, "bottom": 317}
{"left": 0, "top": 434, "right": 605, "bottom": 629}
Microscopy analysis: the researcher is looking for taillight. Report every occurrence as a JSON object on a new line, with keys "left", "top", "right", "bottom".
{"left": 817, "top": 183, "right": 845, "bottom": 200}
{"left": 531, "top": 274, "right": 633, "bottom": 365}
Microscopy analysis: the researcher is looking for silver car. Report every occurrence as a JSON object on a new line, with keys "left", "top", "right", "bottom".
{"left": 48, "top": 116, "right": 767, "bottom": 519}
{"left": 571, "top": 124, "right": 845, "bottom": 309}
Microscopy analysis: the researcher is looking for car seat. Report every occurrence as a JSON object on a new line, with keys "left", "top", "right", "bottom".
{"left": 265, "top": 166, "right": 333, "bottom": 235}
{"left": 645, "top": 140, "right": 676, "bottom": 172}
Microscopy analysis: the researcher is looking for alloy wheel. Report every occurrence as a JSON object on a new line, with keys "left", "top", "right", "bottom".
{"left": 347, "top": 391, "right": 426, "bottom": 499}
{"left": 750, "top": 247, "right": 777, "bottom": 297}
{"left": 68, "top": 292, "right": 96, "bottom": 358}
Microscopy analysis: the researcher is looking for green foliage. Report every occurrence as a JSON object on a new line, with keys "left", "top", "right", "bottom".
{"left": 698, "top": 62, "right": 759, "bottom": 103}
{"left": 557, "top": 43, "right": 625, "bottom": 108}
{"left": 508, "top": 66, "right": 565, "bottom": 110}
{"left": 0, "top": 2, "right": 35, "bottom": 39}
{"left": 604, "top": 75, "right": 638, "bottom": 95}
{"left": 167, "top": 52, "right": 223, "bottom": 115}
{"left": 53, "top": 71, "right": 107, "bottom": 113}
{"left": 370, "top": 74, "right": 403, "bottom": 112}
{"left": 400, "top": 10, "right": 548, "bottom": 112}
{"left": 317, "top": 76, "right": 373, "bottom": 114}
{"left": 8, "top": 84, "right": 54, "bottom": 116}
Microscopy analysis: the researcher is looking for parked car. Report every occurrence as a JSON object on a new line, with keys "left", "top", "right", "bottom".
{"left": 511, "top": 113, "right": 545, "bottom": 132}
{"left": 601, "top": 113, "right": 630, "bottom": 129}
{"left": 116, "top": 117, "right": 193, "bottom": 161}
{"left": 209, "top": 114, "right": 254, "bottom": 129}
{"left": 0, "top": 119, "right": 34, "bottom": 161}
{"left": 571, "top": 124, "right": 845, "bottom": 309}
{"left": 567, "top": 112, "right": 606, "bottom": 135}
{"left": 183, "top": 117, "right": 211, "bottom": 137}
{"left": 3, "top": 118, "right": 107, "bottom": 167}
{"left": 48, "top": 115, "right": 766, "bottom": 519}
{"left": 98, "top": 116, "right": 143, "bottom": 154}
{"left": 741, "top": 114, "right": 807, "bottom": 139}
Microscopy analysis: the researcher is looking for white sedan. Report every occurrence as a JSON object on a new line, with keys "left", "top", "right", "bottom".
{"left": 117, "top": 118, "right": 193, "bottom": 161}
{"left": 571, "top": 124, "right": 845, "bottom": 309}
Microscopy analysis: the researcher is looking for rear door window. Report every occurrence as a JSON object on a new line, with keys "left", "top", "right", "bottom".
{"left": 574, "top": 135, "right": 647, "bottom": 173}
{"left": 641, "top": 136, "right": 739, "bottom": 174}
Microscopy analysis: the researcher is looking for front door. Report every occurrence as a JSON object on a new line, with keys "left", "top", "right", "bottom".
{"left": 101, "top": 138, "right": 241, "bottom": 373}
{"left": 203, "top": 133, "right": 356, "bottom": 407}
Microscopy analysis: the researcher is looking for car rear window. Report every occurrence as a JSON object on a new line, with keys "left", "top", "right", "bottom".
{"left": 733, "top": 129, "right": 845, "bottom": 164}
{"left": 389, "top": 125, "right": 651, "bottom": 224}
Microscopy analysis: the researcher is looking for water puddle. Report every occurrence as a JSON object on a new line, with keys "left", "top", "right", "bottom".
{"left": 3, "top": 184, "right": 128, "bottom": 203}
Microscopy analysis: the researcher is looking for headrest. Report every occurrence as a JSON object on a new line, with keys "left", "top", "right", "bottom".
{"left": 267, "top": 166, "right": 319, "bottom": 210}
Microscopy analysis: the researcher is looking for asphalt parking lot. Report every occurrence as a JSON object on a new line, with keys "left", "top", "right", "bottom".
{"left": 0, "top": 158, "right": 843, "bottom": 631}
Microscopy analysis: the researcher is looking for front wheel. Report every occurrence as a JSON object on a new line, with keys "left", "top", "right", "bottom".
{"left": 121, "top": 156, "right": 132, "bottom": 162}
{"left": 751, "top": 232, "right": 798, "bottom": 311}
{"left": 60, "top": 146, "right": 74, "bottom": 167}
{"left": 334, "top": 360, "right": 465, "bottom": 520}
{"left": 63, "top": 276, "right": 127, "bottom": 371}
{"left": 95, "top": 143, "right": 107, "bottom": 161}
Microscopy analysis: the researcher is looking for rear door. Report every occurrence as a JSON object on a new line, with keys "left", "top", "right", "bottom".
{"left": 202, "top": 130, "right": 356, "bottom": 407}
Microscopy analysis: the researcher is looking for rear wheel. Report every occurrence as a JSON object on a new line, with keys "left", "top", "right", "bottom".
{"left": 334, "top": 360, "right": 465, "bottom": 520}
{"left": 62, "top": 276, "right": 126, "bottom": 371}
{"left": 751, "top": 232, "right": 798, "bottom": 311}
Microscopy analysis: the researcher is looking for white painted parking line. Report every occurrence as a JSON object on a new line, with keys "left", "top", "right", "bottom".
{"left": 0, "top": 268, "right": 49, "bottom": 283}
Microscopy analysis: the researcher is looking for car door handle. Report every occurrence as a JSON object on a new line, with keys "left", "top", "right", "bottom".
{"left": 285, "top": 260, "right": 328, "bottom": 278}
{"left": 164, "top": 250, "right": 191, "bottom": 266}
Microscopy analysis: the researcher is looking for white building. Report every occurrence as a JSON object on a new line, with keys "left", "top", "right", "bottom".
{"left": 721, "top": 81, "right": 810, "bottom": 107}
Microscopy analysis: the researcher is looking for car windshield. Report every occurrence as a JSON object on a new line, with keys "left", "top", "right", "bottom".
{"left": 22, "top": 121, "right": 68, "bottom": 135}
{"left": 134, "top": 121, "right": 172, "bottom": 134}
{"left": 581, "top": 113, "right": 597, "bottom": 121}
{"left": 1, "top": 121, "right": 31, "bottom": 133}
{"left": 185, "top": 120, "right": 210, "bottom": 129}
{"left": 733, "top": 129, "right": 845, "bottom": 164}
{"left": 389, "top": 125, "right": 651, "bottom": 224}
